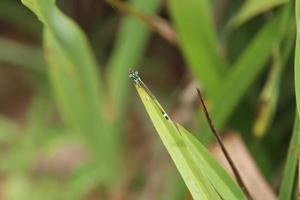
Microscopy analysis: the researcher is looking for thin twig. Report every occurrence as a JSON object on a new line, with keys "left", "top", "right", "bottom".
{"left": 105, "top": 0, "right": 177, "bottom": 46}
{"left": 196, "top": 88, "right": 253, "bottom": 200}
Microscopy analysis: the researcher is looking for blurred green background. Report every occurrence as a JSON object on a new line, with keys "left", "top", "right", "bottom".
{"left": 0, "top": 0, "right": 297, "bottom": 199}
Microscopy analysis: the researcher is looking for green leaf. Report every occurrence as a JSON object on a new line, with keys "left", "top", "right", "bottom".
{"left": 131, "top": 73, "right": 246, "bottom": 199}
{"left": 106, "top": 0, "right": 161, "bottom": 119}
{"left": 135, "top": 84, "right": 218, "bottom": 200}
{"left": 178, "top": 125, "right": 246, "bottom": 200}
{"left": 168, "top": 0, "right": 225, "bottom": 97}
{"left": 279, "top": 114, "right": 299, "bottom": 200}
{"left": 21, "top": 0, "right": 104, "bottom": 145}
{"left": 21, "top": 0, "right": 117, "bottom": 183}
{"left": 203, "top": 6, "right": 291, "bottom": 142}
{"left": 217, "top": 5, "right": 290, "bottom": 120}
{"left": 253, "top": 27, "right": 294, "bottom": 137}
{"left": 253, "top": 47, "right": 283, "bottom": 137}
{"left": 295, "top": 0, "right": 300, "bottom": 117}
{"left": 230, "top": 0, "right": 287, "bottom": 28}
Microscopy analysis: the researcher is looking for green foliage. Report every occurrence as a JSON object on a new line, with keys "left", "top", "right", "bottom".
{"left": 168, "top": 0, "right": 224, "bottom": 98}
{"left": 21, "top": 0, "right": 116, "bottom": 184}
{"left": 106, "top": 0, "right": 161, "bottom": 119}
{"left": 212, "top": 4, "right": 290, "bottom": 127}
{"left": 230, "top": 0, "right": 288, "bottom": 28}
{"left": 132, "top": 79, "right": 246, "bottom": 199}
{"left": 295, "top": 0, "right": 300, "bottom": 117}
{"left": 279, "top": 114, "right": 299, "bottom": 200}
{"left": 0, "top": 0, "right": 297, "bottom": 199}
{"left": 253, "top": 27, "right": 294, "bottom": 137}
{"left": 17, "top": 0, "right": 160, "bottom": 197}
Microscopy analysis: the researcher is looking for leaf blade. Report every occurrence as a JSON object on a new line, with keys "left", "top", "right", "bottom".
{"left": 178, "top": 125, "right": 247, "bottom": 200}
{"left": 21, "top": 0, "right": 118, "bottom": 184}
{"left": 230, "top": 0, "right": 287, "bottom": 28}
{"left": 131, "top": 73, "right": 246, "bottom": 200}
{"left": 279, "top": 115, "right": 300, "bottom": 200}
{"left": 295, "top": 0, "right": 300, "bottom": 117}
{"left": 168, "top": 0, "right": 225, "bottom": 97}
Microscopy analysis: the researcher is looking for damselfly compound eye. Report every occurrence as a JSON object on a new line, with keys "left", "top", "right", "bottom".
{"left": 129, "top": 70, "right": 141, "bottom": 84}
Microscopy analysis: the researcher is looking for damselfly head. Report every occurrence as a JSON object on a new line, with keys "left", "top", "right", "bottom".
{"left": 129, "top": 69, "right": 141, "bottom": 84}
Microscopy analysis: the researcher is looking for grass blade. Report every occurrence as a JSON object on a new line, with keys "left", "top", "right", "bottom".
{"left": 168, "top": 0, "right": 225, "bottom": 97}
{"left": 179, "top": 125, "right": 247, "bottom": 200}
{"left": 230, "top": 0, "right": 287, "bottom": 28}
{"left": 278, "top": 114, "right": 299, "bottom": 200}
{"left": 106, "top": 0, "right": 161, "bottom": 119}
{"left": 21, "top": 0, "right": 106, "bottom": 146}
{"left": 21, "top": 0, "right": 117, "bottom": 183}
{"left": 209, "top": 6, "right": 291, "bottom": 136}
{"left": 295, "top": 0, "right": 300, "bottom": 117}
{"left": 253, "top": 27, "right": 295, "bottom": 137}
{"left": 253, "top": 49, "right": 282, "bottom": 138}
{"left": 130, "top": 71, "right": 246, "bottom": 200}
{"left": 131, "top": 72, "right": 219, "bottom": 200}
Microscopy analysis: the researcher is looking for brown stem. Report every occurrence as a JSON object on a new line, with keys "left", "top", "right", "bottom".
{"left": 105, "top": 0, "right": 177, "bottom": 46}
{"left": 196, "top": 88, "right": 253, "bottom": 200}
